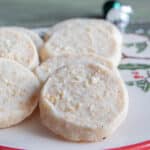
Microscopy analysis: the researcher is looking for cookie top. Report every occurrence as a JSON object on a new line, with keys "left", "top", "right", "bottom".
{"left": 35, "top": 54, "right": 113, "bottom": 83}
{"left": 8, "top": 27, "right": 43, "bottom": 50}
{"left": 41, "top": 18, "right": 122, "bottom": 65}
{"left": 0, "top": 58, "right": 40, "bottom": 128}
{"left": 40, "top": 62, "right": 128, "bottom": 141}
{"left": 0, "top": 28, "right": 39, "bottom": 69}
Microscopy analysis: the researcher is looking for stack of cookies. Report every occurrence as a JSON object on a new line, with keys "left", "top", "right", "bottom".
{"left": 0, "top": 18, "right": 128, "bottom": 142}
{"left": 0, "top": 27, "right": 42, "bottom": 128}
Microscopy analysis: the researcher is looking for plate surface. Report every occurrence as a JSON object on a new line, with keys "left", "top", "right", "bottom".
{"left": 0, "top": 30, "right": 149, "bottom": 150}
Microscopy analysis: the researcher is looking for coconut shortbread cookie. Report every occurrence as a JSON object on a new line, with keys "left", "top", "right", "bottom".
{"left": 7, "top": 27, "right": 44, "bottom": 51}
{"left": 35, "top": 54, "right": 114, "bottom": 83}
{"left": 14, "top": 27, "right": 43, "bottom": 50}
{"left": 0, "top": 28, "right": 39, "bottom": 69}
{"left": 0, "top": 58, "right": 40, "bottom": 128}
{"left": 41, "top": 18, "right": 122, "bottom": 65}
{"left": 40, "top": 63, "right": 128, "bottom": 142}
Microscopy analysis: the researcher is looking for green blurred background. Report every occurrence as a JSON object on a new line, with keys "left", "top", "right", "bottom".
{"left": 0, "top": 0, "right": 149, "bottom": 27}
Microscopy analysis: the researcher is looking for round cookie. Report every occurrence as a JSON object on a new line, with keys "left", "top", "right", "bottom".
{"left": 0, "top": 28, "right": 39, "bottom": 69}
{"left": 41, "top": 18, "right": 122, "bottom": 66}
{"left": 35, "top": 54, "right": 114, "bottom": 83}
{"left": 40, "top": 62, "right": 128, "bottom": 142}
{"left": 0, "top": 58, "right": 40, "bottom": 128}
{"left": 2, "top": 27, "right": 43, "bottom": 51}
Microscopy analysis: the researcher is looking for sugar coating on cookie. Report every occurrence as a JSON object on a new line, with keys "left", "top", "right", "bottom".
{"left": 40, "top": 63, "right": 128, "bottom": 142}
{"left": 0, "top": 58, "right": 40, "bottom": 128}
{"left": 7, "top": 27, "right": 43, "bottom": 50}
{"left": 35, "top": 54, "right": 113, "bottom": 83}
{"left": 0, "top": 28, "right": 39, "bottom": 69}
{"left": 41, "top": 18, "right": 122, "bottom": 65}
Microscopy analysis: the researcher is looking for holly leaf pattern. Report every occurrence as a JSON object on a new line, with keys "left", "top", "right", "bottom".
{"left": 121, "top": 34, "right": 150, "bottom": 92}
{"left": 136, "top": 41, "right": 147, "bottom": 53}
{"left": 126, "top": 80, "right": 150, "bottom": 92}
{"left": 118, "top": 64, "right": 150, "bottom": 70}
{"left": 124, "top": 41, "right": 147, "bottom": 53}
{"left": 125, "top": 43, "right": 134, "bottom": 48}
{"left": 126, "top": 81, "right": 134, "bottom": 86}
{"left": 136, "top": 80, "right": 150, "bottom": 92}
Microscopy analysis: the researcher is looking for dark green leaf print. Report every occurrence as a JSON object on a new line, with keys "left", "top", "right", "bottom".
{"left": 126, "top": 81, "right": 134, "bottom": 86}
{"left": 136, "top": 42, "right": 147, "bottom": 53}
{"left": 124, "top": 43, "right": 134, "bottom": 48}
{"left": 136, "top": 80, "right": 150, "bottom": 92}
{"left": 118, "top": 64, "right": 150, "bottom": 70}
{"left": 126, "top": 80, "right": 150, "bottom": 92}
{"left": 124, "top": 41, "right": 147, "bottom": 53}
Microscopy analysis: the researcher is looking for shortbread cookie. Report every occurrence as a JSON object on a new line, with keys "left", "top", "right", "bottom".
{"left": 0, "top": 28, "right": 39, "bottom": 69}
{"left": 0, "top": 58, "right": 40, "bottom": 128}
{"left": 41, "top": 18, "right": 122, "bottom": 65}
{"left": 40, "top": 62, "right": 128, "bottom": 142}
{"left": 2, "top": 27, "right": 43, "bottom": 51}
{"left": 35, "top": 54, "right": 114, "bottom": 83}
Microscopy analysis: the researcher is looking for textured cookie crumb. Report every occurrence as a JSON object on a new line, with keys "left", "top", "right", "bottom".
{"left": 40, "top": 62, "right": 128, "bottom": 142}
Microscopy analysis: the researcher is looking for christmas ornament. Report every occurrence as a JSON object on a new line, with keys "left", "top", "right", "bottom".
{"left": 103, "top": 0, "right": 133, "bottom": 31}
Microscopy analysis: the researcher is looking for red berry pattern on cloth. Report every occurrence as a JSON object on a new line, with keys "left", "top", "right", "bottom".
{"left": 119, "top": 34, "right": 150, "bottom": 92}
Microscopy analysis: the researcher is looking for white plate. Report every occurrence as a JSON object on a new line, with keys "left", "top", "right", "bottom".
{"left": 0, "top": 31, "right": 150, "bottom": 150}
